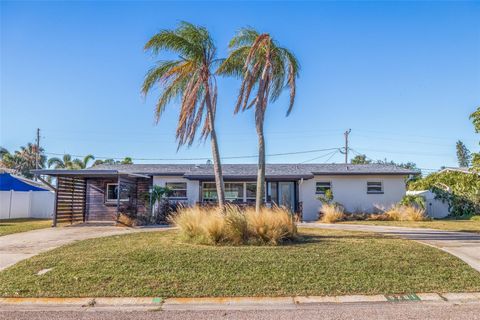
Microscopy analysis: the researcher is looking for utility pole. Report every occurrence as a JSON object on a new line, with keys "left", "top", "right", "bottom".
{"left": 344, "top": 129, "right": 351, "bottom": 164}
{"left": 35, "top": 128, "right": 40, "bottom": 180}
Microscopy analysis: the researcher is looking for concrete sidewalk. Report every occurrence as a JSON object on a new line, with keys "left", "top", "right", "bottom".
{"left": 0, "top": 224, "right": 171, "bottom": 271}
{"left": 300, "top": 223, "right": 480, "bottom": 272}
{"left": 0, "top": 292, "right": 479, "bottom": 311}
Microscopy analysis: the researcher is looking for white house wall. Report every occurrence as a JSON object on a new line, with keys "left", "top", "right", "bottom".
{"left": 152, "top": 176, "right": 199, "bottom": 205}
{"left": 300, "top": 175, "right": 407, "bottom": 221}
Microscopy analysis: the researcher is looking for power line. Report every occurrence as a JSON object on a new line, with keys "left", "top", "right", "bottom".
{"left": 43, "top": 147, "right": 341, "bottom": 162}
{"left": 301, "top": 149, "right": 340, "bottom": 164}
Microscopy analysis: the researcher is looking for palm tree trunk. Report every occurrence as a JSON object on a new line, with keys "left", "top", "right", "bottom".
{"left": 255, "top": 117, "right": 266, "bottom": 213}
{"left": 254, "top": 66, "right": 270, "bottom": 213}
{"left": 204, "top": 86, "right": 226, "bottom": 209}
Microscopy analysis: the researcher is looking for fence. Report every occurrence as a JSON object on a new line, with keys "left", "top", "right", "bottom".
{"left": 0, "top": 190, "right": 55, "bottom": 219}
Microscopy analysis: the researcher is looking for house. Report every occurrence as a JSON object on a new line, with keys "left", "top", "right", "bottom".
{"left": 0, "top": 169, "right": 55, "bottom": 219}
{"left": 32, "top": 163, "right": 417, "bottom": 224}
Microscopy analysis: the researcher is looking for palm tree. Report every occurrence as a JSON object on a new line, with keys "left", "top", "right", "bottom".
{"left": 72, "top": 154, "right": 95, "bottom": 169}
{"left": 48, "top": 154, "right": 94, "bottom": 169}
{"left": 48, "top": 154, "right": 76, "bottom": 169}
{"left": 218, "top": 28, "right": 299, "bottom": 212}
{"left": 12, "top": 143, "right": 46, "bottom": 178}
{"left": 142, "top": 21, "right": 226, "bottom": 208}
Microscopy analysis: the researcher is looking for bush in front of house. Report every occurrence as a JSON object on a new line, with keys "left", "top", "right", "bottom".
{"left": 319, "top": 203, "right": 345, "bottom": 223}
{"left": 384, "top": 205, "right": 429, "bottom": 221}
{"left": 170, "top": 205, "right": 297, "bottom": 245}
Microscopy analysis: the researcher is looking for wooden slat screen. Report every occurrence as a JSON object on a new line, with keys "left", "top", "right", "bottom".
{"left": 55, "top": 176, "right": 86, "bottom": 224}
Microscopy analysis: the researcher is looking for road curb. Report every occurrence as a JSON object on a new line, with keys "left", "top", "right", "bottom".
{"left": 1, "top": 293, "right": 479, "bottom": 310}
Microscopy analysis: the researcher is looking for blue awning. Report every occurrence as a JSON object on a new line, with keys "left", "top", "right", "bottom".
{"left": 0, "top": 173, "right": 49, "bottom": 191}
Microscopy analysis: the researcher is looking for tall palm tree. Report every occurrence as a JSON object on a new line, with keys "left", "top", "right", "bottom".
{"left": 142, "top": 21, "right": 226, "bottom": 208}
{"left": 218, "top": 28, "right": 299, "bottom": 212}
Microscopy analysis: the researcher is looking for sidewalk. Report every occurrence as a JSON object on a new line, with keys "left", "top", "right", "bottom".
{"left": 1, "top": 292, "right": 479, "bottom": 311}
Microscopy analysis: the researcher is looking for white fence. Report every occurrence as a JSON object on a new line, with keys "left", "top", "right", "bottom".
{"left": 0, "top": 190, "right": 55, "bottom": 219}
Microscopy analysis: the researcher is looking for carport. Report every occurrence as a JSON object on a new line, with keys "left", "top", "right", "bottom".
{"left": 32, "top": 170, "right": 152, "bottom": 226}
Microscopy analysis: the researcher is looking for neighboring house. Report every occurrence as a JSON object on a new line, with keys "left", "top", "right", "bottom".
{"left": 33, "top": 163, "right": 417, "bottom": 224}
{"left": 407, "top": 166, "right": 478, "bottom": 219}
{"left": 0, "top": 170, "right": 55, "bottom": 219}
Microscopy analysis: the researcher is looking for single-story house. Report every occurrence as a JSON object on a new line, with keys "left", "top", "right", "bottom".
{"left": 32, "top": 163, "right": 417, "bottom": 225}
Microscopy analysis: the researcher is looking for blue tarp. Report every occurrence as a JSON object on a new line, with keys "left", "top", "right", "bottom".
{"left": 0, "top": 173, "right": 49, "bottom": 191}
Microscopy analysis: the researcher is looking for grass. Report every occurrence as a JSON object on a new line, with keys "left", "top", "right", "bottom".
{"left": 0, "top": 218, "right": 51, "bottom": 236}
{"left": 1, "top": 228, "right": 480, "bottom": 298}
{"left": 340, "top": 216, "right": 480, "bottom": 233}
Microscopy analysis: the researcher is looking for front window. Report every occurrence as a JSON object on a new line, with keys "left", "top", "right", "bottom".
{"left": 202, "top": 182, "right": 218, "bottom": 202}
{"left": 165, "top": 182, "right": 187, "bottom": 199}
{"left": 106, "top": 183, "right": 129, "bottom": 202}
{"left": 315, "top": 181, "right": 332, "bottom": 195}
{"left": 225, "top": 183, "right": 244, "bottom": 202}
{"left": 246, "top": 183, "right": 257, "bottom": 203}
{"left": 367, "top": 181, "right": 383, "bottom": 194}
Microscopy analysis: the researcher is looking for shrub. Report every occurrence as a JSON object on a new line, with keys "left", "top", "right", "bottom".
{"left": 384, "top": 205, "right": 428, "bottom": 221}
{"left": 170, "top": 205, "right": 297, "bottom": 245}
{"left": 319, "top": 204, "right": 345, "bottom": 223}
{"left": 400, "top": 195, "right": 426, "bottom": 210}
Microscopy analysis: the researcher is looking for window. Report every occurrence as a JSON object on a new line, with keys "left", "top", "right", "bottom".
{"left": 165, "top": 182, "right": 187, "bottom": 199}
{"left": 225, "top": 183, "right": 244, "bottom": 202}
{"left": 106, "top": 183, "right": 129, "bottom": 202}
{"left": 246, "top": 183, "right": 257, "bottom": 203}
{"left": 202, "top": 182, "right": 218, "bottom": 201}
{"left": 315, "top": 181, "right": 332, "bottom": 195}
{"left": 367, "top": 181, "right": 383, "bottom": 194}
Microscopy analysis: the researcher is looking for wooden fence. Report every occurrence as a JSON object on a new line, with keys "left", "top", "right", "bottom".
{"left": 55, "top": 176, "right": 86, "bottom": 225}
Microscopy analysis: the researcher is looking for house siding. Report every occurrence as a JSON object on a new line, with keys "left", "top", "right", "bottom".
{"left": 300, "top": 175, "right": 407, "bottom": 221}
{"left": 152, "top": 176, "right": 199, "bottom": 206}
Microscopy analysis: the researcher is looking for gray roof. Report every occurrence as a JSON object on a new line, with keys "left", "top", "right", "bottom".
{"left": 69, "top": 163, "right": 418, "bottom": 179}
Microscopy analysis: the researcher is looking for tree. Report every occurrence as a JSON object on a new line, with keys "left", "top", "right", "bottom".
{"left": 48, "top": 154, "right": 76, "bottom": 169}
{"left": 469, "top": 107, "right": 480, "bottom": 169}
{"left": 142, "top": 22, "right": 225, "bottom": 208}
{"left": 456, "top": 140, "right": 471, "bottom": 167}
{"left": 219, "top": 28, "right": 299, "bottom": 212}
{"left": 121, "top": 157, "right": 133, "bottom": 165}
{"left": 351, "top": 154, "right": 371, "bottom": 164}
{"left": 48, "top": 154, "right": 94, "bottom": 169}
{"left": 93, "top": 157, "right": 133, "bottom": 166}
{"left": 1, "top": 143, "right": 46, "bottom": 178}
{"left": 73, "top": 155, "right": 95, "bottom": 169}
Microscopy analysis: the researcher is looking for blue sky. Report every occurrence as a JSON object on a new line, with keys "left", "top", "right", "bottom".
{"left": 1, "top": 1, "right": 479, "bottom": 173}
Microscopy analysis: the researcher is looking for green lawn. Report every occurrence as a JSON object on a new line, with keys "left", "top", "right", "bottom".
{"left": 1, "top": 228, "right": 479, "bottom": 298}
{"left": 340, "top": 216, "right": 480, "bottom": 233}
{"left": 0, "top": 218, "right": 51, "bottom": 236}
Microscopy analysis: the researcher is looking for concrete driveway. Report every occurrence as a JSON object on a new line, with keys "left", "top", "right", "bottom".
{"left": 0, "top": 223, "right": 170, "bottom": 271}
{"left": 300, "top": 223, "right": 480, "bottom": 273}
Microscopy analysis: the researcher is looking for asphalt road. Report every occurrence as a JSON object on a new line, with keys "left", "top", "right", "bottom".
{"left": 1, "top": 301, "right": 480, "bottom": 320}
